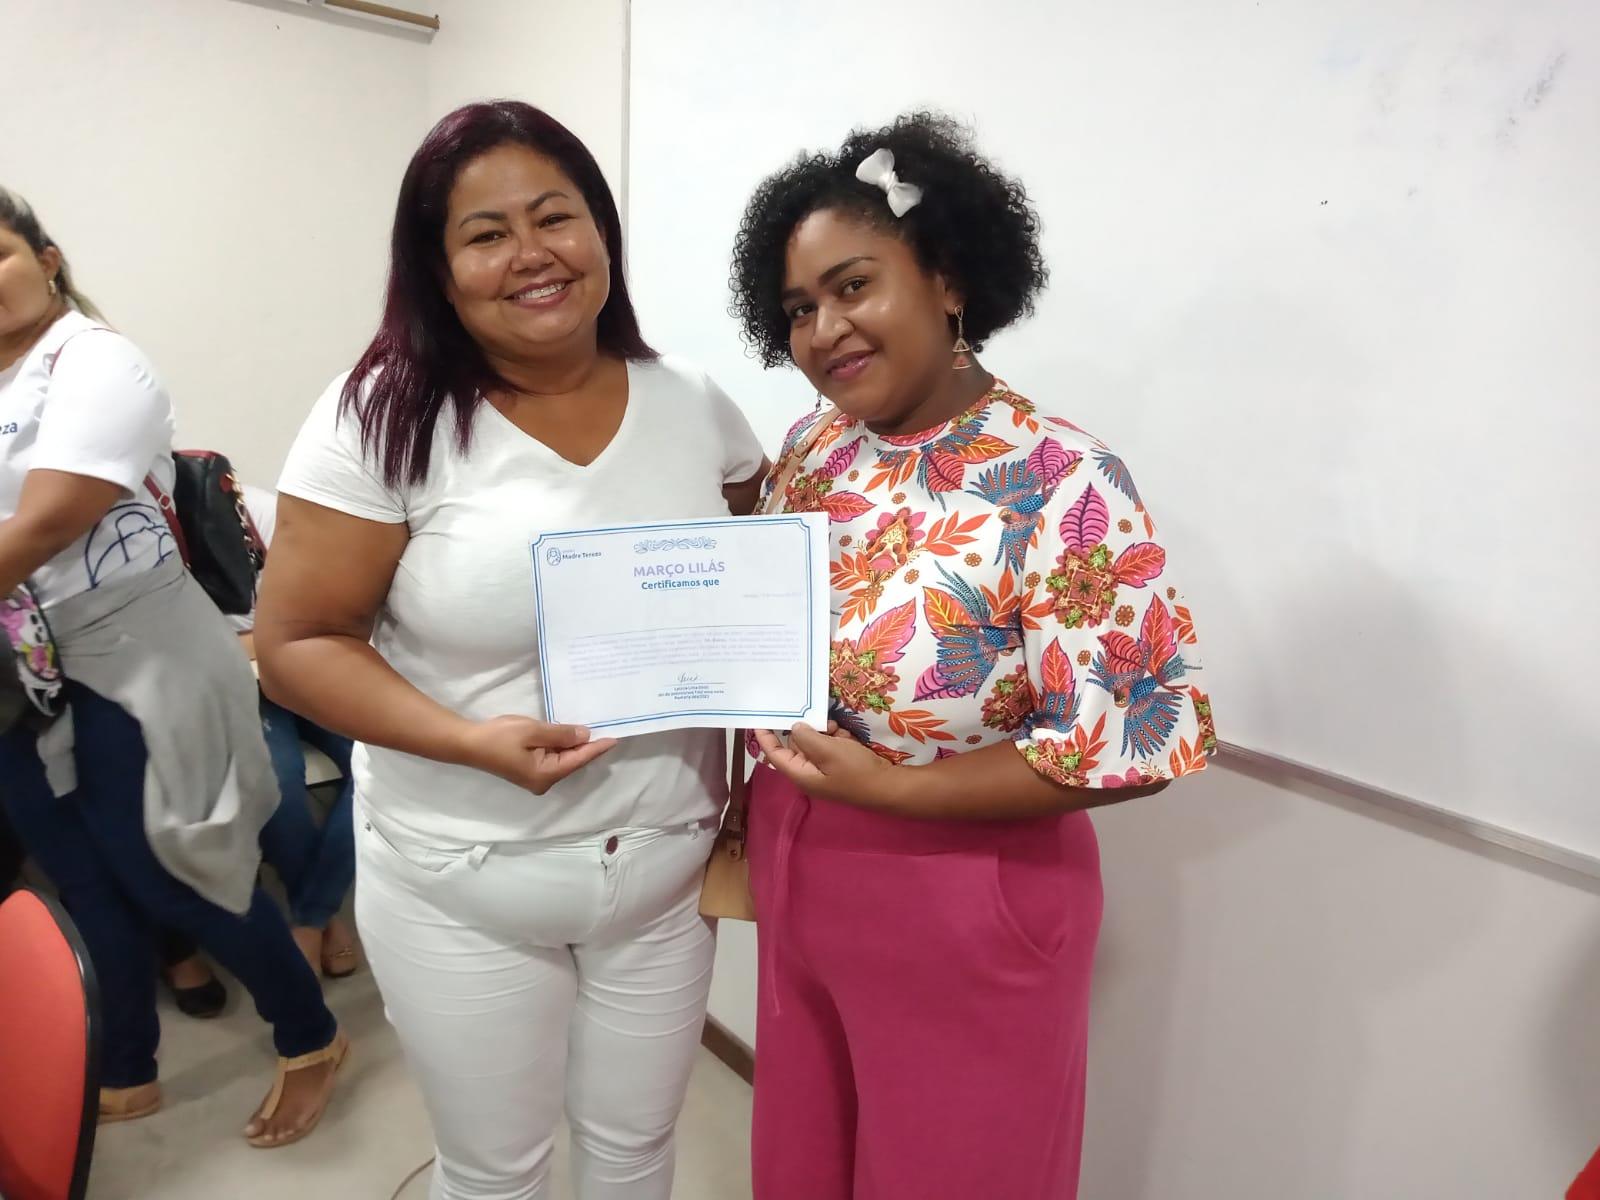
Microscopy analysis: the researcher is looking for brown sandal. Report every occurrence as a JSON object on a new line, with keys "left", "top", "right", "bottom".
{"left": 318, "top": 928, "right": 360, "bottom": 985}
{"left": 321, "top": 942, "right": 360, "bottom": 980}
{"left": 99, "top": 1081, "right": 162, "bottom": 1124}
{"left": 320, "top": 919, "right": 361, "bottom": 979}
{"left": 244, "top": 1029, "right": 351, "bottom": 1149}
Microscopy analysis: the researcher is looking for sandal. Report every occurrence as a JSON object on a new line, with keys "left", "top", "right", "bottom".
{"left": 322, "top": 944, "right": 360, "bottom": 979}
{"left": 244, "top": 1029, "right": 351, "bottom": 1149}
{"left": 100, "top": 1081, "right": 162, "bottom": 1124}
{"left": 320, "top": 918, "right": 361, "bottom": 979}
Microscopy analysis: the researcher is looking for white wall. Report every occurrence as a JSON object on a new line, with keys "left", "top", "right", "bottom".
{"left": 711, "top": 766, "right": 1600, "bottom": 1196}
{"left": 2, "top": 0, "right": 434, "bottom": 485}
{"left": 1083, "top": 767, "right": 1600, "bottom": 1198}
{"left": 709, "top": 920, "right": 759, "bottom": 1047}
{"left": 428, "top": 0, "right": 628, "bottom": 200}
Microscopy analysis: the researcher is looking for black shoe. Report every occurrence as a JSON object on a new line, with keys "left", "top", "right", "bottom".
{"left": 167, "top": 975, "right": 228, "bottom": 1019}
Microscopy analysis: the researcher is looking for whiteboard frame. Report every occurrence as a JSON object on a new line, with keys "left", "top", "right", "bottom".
{"left": 1220, "top": 743, "right": 1600, "bottom": 887}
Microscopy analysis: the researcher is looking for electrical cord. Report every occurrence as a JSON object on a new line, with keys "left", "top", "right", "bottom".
{"left": 389, "top": 1154, "right": 436, "bottom": 1200}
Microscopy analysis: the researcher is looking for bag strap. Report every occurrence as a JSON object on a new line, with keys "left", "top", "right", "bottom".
{"left": 721, "top": 735, "right": 749, "bottom": 857}
{"left": 218, "top": 466, "right": 268, "bottom": 569}
{"left": 723, "top": 404, "right": 845, "bottom": 840}
{"left": 142, "top": 474, "right": 191, "bottom": 567}
{"left": 759, "top": 405, "right": 843, "bottom": 517}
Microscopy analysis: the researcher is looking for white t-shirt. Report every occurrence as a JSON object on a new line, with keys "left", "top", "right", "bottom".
{"left": 0, "top": 310, "right": 178, "bottom": 607}
{"left": 277, "top": 356, "right": 767, "bottom": 844}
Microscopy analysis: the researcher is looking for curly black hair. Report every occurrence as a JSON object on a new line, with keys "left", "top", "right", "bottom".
{"left": 729, "top": 111, "right": 1048, "bottom": 369}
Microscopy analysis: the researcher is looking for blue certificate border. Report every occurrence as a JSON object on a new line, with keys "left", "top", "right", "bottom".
{"left": 530, "top": 516, "right": 821, "bottom": 731}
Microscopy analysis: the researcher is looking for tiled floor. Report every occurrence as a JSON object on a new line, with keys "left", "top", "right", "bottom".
{"left": 87, "top": 968, "right": 754, "bottom": 1199}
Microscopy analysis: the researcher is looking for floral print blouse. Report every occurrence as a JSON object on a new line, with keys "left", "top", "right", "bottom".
{"left": 764, "top": 380, "right": 1217, "bottom": 789}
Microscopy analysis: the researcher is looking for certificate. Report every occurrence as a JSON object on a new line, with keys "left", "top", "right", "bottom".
{"left": 530, "top": 514, "right": 830, "bottom": 737}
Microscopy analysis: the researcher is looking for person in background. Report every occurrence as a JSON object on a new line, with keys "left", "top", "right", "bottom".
{"left": 255, "top": 101, "right": 768, "bottom": 1199}
{"left": 233, "top": 482, "right": 361, "bottom": 979}
{"left": 154, "top": 480, "right": 363, "bottom": 1013}
{"left": 158, "top": 929, "right": 230, "bottom": 1018}
{"left": 726, "top": 114, "right": 1219, "bottom": 1199}
{"left": 3, "top": 803, "right": 227, "bottom": 1018}
{"left": 0, "top": 187, "right": 349, "bottom": 1146}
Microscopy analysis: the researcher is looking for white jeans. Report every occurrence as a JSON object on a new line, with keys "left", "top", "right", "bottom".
{"left": 354, "top": 802, "right": 719, "bottom": 1200}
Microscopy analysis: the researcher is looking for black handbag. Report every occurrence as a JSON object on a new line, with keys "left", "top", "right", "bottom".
{"left": 145, "top": 451, "right": 266, "bottom": 616}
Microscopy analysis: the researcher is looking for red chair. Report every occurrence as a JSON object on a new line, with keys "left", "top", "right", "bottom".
{"left": 0, "top": 888, "right": 100, "bottom": 1200}
{"left": 1571, "top": 1142, "right": 1600, "bottom": 1200}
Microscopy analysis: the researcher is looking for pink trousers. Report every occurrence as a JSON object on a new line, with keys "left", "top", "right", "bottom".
{"left": 747, "top": 765, "right": 1104, "bottom": 1200}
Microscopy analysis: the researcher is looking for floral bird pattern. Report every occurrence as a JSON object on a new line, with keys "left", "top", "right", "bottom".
{"left": 764, "top": 380, "right": 1217, "bottom": 791}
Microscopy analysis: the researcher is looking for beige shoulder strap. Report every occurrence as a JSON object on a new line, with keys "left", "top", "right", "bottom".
{"left": 759, "top": 406, "right": 843, "bottom": 516}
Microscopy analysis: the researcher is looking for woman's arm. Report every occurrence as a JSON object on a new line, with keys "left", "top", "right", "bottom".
{"left": 723, "top": 459, "right": 773, "bottom": 517}
{"left": 0, "top": 469, "right": 125, "bottom": 596}
{"left": 755, "top": 724, "right": 1166, "bottom": 821}
{"left": 886, "top": 737, "right": 1168, "bottom": 816}
{"left": 255, "top": 495, "right": 614, "bottom": 795}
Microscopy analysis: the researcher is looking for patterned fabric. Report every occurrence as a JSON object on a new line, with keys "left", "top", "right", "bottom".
{"left": 763, "top": 380, "right": 1217, "bottom": 789}
{"left": 0, "top": 583, "right": 64, "bottom": 719}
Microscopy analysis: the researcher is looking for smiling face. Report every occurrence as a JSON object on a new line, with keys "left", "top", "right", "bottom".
{"left": 441, "top": 142, "right": 611, "bottom": 364}
{"left": 781, "top": 207, "right": 960, "bottom": 431}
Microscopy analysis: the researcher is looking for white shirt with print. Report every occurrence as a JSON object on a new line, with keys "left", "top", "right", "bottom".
{"left": 0, "top": 310, "right": 178, "bottom": 607}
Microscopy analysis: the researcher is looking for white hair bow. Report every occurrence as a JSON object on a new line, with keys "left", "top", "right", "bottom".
{"left": 855, "top": 148, "right": 923, "bottom": 217}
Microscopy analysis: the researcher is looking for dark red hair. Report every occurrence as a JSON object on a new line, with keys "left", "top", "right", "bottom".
{"left": 345, "top": 101, "right": 656, "bottom": 486}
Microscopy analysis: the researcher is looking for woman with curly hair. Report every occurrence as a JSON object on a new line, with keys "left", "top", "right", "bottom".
{"left": 730, "top": 113, "right": 1219, "bottom": 1198}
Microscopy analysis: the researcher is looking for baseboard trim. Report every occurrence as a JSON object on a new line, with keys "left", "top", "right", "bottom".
{"left": 701, "top": 1016, "right": 754, "bottom": 1085}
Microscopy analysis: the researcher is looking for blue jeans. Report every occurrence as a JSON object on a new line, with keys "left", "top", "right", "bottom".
{"left": 0, "top": 683, "right": 336, "bottom": 1087}
{"left": 0, "top": 805, "right": 23, "bottom": 895}
{"left": 257, "top": 697, "right": 355, "bottom": 930}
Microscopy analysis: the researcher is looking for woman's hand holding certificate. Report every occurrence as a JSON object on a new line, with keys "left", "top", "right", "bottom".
{"left": 530, "top": 515, "right": 830, "bottom": 737}
{"left": 454, "top": 716, "right": 618, "bottom": 794}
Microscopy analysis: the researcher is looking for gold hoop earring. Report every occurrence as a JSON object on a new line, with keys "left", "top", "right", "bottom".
{"left": 951, "top": 307, "right": 973, "bottom": 370}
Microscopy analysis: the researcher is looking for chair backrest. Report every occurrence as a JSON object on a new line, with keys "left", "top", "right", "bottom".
{"left": 1571, "top": 1143, "right": 1600, "bottom": 1200}
{"left": 0, "top": 889, "right": 100, "bottom": 1200}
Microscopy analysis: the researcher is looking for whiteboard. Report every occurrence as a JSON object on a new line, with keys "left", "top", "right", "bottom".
{"left": 627, "top": 0, "right": 1600, "bottom": 858}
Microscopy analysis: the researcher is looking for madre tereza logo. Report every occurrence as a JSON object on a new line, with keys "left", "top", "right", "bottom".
{"left": 545, "top": 535, "right": 721, "bottom": 568}
{"left": 544, "top": 546, "right": 602, "bottom": 567}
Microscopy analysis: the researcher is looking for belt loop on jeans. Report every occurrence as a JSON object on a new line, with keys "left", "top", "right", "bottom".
{"left": 465, "top": 844, "right": 489, "bottom": 870}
